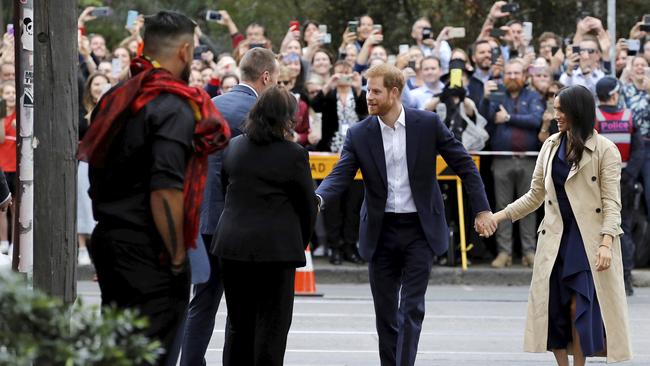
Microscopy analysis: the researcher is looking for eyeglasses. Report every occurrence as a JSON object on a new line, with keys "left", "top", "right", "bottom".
{"left": 278, "top": 80, "right": 292, "bottom": 86}
{"left": 579, "top": 48, "right": 597, "bottom": 55}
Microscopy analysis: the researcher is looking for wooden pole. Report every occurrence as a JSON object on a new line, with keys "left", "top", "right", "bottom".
{"left": 32, "top": 0, "right": 78, "bottom": 303}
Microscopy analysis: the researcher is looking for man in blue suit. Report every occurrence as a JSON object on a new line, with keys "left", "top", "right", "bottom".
{"left": 316, "top": 64, "right": 496, "bottom": 366}
{"left": 180, "top": 48, "right": 279, "bottom": 366}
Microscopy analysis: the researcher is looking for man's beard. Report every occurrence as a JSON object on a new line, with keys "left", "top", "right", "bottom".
{"left": 504, "top": 77, "right": 525, "bottom": 93}
{"left": 370, "top": 99, "right": 394, "bottom": 116}
{"left": 181, "top": 62, "right": 191, "bottom": 84}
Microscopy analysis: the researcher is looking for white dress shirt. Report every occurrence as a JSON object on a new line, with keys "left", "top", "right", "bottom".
{"left": 238, "top": 82, "right": 259, "bottom": 97}
{"left": 378, "top": 106, "right": 417, "bottom": 213}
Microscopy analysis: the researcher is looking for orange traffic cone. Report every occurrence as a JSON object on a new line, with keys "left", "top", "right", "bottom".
{"left": 294, "top": 245, "right": 323, "bottom": 297}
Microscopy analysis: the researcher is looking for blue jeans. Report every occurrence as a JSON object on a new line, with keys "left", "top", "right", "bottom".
{"left": 180, "top": 235, "right": 224, "bottom": 366}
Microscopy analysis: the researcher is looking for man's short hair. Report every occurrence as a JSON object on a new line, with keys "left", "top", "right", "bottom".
{"left": 421, "top": 55, "right": 441, "bottom": 68}
{"left": 505, "top": 58, "right": 526, "bottom": 70}
{"left": 506, "top": 19, "right": 522, "bottom": 27}
{"left": 239, "top": 48, "right": 278, "bottom": 82}
{"left": 365, "top": 63, "right": 405, "bottom": 94}
{"left": 580, "top": 35, "right": 601, "bottom": 53}
{"left": 143, "top": 11, "right": 196, "bottom": 58}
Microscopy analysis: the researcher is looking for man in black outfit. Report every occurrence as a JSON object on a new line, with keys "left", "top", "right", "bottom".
{"left": 79, "top": 11, "right": 229, "bottom": 366}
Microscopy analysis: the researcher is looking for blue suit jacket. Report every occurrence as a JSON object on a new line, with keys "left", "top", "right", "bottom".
{"left": 316, "top": 108, "right": 490, "bottom": 260}
{"left": 200, "top": 84, "right": 257, "bottom": 236}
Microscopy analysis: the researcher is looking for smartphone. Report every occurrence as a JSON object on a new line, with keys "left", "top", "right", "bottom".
{"left": 126, "top": 10, "right": 138, "bottom": 29}
{"left": 100, "top": 83, "right": 112, "bottom": 96}
{"left": 551, "top": 46, "right": 560, "bottom": 55}
{"left": 90, "top": 7, "right": 112, "bottom": 17}
{"left": 491, "top": 47, "right": 501, "bottom": 64}
{"left": 373, "top": 24, "right": 382, "bottom": 34}
{"left": 289, "top": 20, "right": 300, "bottom": 32}
{"left": 6, "top": 24, "right": 13, "bottom": 36}
{"left": 644, "top": 14, "right": 650, "bottom": 23}
{"left": 321, "top": 33, "right": 332, "bottom": 44}
{"left": 408, "top": 60, "right": 416, "bottom": 70}
{"left": 448, "top": 27, "right": 466, "bottom": 39}
{"left": 645, "top": 67, "right": 650, "bottom": 79}
{"left": 572, "top": 45, "right": 581, "bottom": 54}
{"left": 348, "top": 21, "right": 358, "bottom": 33}
{"left": 318, "top": 24, "right": 328, "bottom": 34}
{"left": 422, "top": 27, "right": 432, "bottom": 40}
{"left": 523, "top": 22, "right": 533, "bottom": 40}
{"left": 490, "top": 28, "right": 505, "bottom": 38}
{"left": 387, "top": 54, "right": 396, "bottom": 65}
{"left": 399, "top": 44, "right": 410, "bottom": 54}
{"left": 249, "top": 43, "right": 265, "bottom": 49}
{"left": 111, "top": 58, "right": 122, "bottom": 77}
{"left": 641, "top": 24, "right": 650, "bottom": 32}
{"left": 489, "top": 84, "right": 507, "bottom": 106}
{"left": 501, "top": 3, "right": 520, "bottom": 13}
{"left": 627, "top": 39, "right": 641, "bottom": 53}
{"left": 450, "top": 69, "right": 463, "bottom": 88}
{"left": 205, "top": 10, "right": 222, "bottom": 22}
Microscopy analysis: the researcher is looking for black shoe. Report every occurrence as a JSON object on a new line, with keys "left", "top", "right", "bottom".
{"left": 329, "top": 249, "right": 343, "bottom": 265}
{"left": 344, "top": 251, "right": 365, "bottom": 264}
{"left": 624, "top": 276, "right": 634, "bottom": 296}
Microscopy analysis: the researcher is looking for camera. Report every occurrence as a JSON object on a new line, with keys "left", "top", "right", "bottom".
{"left": 571, "top": 45, "right": 581, "bottom": 54}
{"left": 408, "top": 60, "right": 416, "bottom": 70}
{"left": 321, "top": 33, "right": 332, "bottom": 44}
{"left": 501, "top": 3, "right": 520, "bottom": 13}
{"left": 338, "top": 74, "right": 352, "bottom": 85}
{"left": 373, "top": 24, "right": 382, "bottom": 33}
{"left": 205, "top": 10, "right": 222, "bottom": 22}
{"left": 551, "top": 46, "right": 560, "bottom": 55}
{"left": 641, "top": 14, "right": 650, "bottom": 32}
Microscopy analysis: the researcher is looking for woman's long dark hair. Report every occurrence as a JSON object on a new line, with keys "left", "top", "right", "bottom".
{"left": 243, "top": 86, "right": 297, "bottom": 144}
{"left": 557, "top": 85, "right": 595, "bottom": 169}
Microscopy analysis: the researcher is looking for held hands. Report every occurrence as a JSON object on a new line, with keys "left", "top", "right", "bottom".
{"left": 474, "top": 211, "right": 497, "bottom": 238}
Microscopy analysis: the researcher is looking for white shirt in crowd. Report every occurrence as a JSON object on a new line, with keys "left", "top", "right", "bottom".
{"left": 378, "top": 105, "right": 417, "bottom": 213}
{"left": 559, "top": 68, "right": 605, "bottom": 98}
{"left": 419, "top": 40, "right": 452, "bottom": 74}
{"left": 410, "top": 81, "right": 445, "bottom": 110}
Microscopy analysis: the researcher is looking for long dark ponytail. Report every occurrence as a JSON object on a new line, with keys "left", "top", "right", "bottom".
{"left": 557, "top": 85, "right": 595, "bottom": 169}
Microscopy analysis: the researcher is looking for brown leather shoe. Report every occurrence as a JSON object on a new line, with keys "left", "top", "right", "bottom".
{"left": 491, "top": 252, "right": 512, "bottom": 268}
{"left": 522, "top": 252, "right": 536, "bottom": 268}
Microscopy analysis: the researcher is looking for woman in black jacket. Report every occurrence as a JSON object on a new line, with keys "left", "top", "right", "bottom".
{"left": 213, "top": 86, "right": 318, "bottom": 366}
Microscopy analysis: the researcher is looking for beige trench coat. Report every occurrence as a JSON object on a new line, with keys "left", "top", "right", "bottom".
{"left": 504, "top": 131, "right": 632, "bottom": 363}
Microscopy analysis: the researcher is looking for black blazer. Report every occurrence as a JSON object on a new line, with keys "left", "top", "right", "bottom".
{"left": 316, "top": 108, "right": 491, "bottom": 260}
{"left": 211, "top": 135, "right": 318, "bottom": 266}
{"left": 310, "top": 89, "right": 367, "bottom": 152}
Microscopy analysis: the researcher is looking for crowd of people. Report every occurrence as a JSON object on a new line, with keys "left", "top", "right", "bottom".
{"left": 68, "top": 2, "right": 650, "bottom": 276}
{"left": 0, "top": 2, "right": 637, "bottom": 365}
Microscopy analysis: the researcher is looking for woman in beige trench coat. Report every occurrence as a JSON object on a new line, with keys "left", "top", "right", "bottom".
{"left": 491, "top": 85, "right": 632, "bottom": 365}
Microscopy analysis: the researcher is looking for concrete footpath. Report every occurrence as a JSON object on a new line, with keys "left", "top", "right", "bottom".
{"left": 78, "top": 257, "right": 650, "bottom": 287}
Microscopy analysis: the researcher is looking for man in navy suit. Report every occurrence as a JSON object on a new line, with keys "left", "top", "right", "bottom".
{"left": 180, "top": 48, "right": 279, "bottom": 366}
{"left": 316, "top": 64, "right": 496, "bottom": 366}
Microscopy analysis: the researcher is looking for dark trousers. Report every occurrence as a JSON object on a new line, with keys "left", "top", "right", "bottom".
{"left": 621, "top": 183, "right": 636, "bottom": 277}
{"left": 369, "top": 213, "right": 434, "bottom": 366}
{"left": 89, "top": 224, "right": 189, "bottom": 366}
{"left": 180, "top": 234, "right": 224, "bottom": 366}
{"left": 220, "top": 259, "right": 296, "bottom": 366}
{"left": 324, "top": 180, "right": 364, "bottom": 250}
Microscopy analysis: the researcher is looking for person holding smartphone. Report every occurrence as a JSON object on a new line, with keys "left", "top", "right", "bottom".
{"left": 410, "top": 18, "right": 452, "bottom": 73}
{"left": 538, "top": 32, "right": 565, "bottom": 77}
{"left": 560, "top": 36, "right": 605, "bottom": 98}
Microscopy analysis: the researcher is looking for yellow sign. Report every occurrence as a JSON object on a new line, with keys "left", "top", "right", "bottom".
{"left": 309, "top": 153, "right": 480, "bottom": 181}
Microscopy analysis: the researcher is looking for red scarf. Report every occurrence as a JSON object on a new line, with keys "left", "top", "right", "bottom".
{"left": 78, "top": 57, "right": 231, "bottom": 249}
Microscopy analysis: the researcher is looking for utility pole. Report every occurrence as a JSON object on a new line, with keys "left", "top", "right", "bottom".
{"left": 28, "top": 0, "right": 78, "bottom": 303}
{"left": 607, "top": 0, "right": 616, "bottom": 76}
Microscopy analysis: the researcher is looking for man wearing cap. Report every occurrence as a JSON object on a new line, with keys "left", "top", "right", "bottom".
{"left": 595, "top": 76, "right": 645, "bottom": 296}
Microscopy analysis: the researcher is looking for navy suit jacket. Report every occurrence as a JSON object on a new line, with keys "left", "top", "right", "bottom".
{"left": 316, "top": 107, "right": 490, "bottom": 260}
{"left": 200, "top": 84, "right": 257, "bottom": 236}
